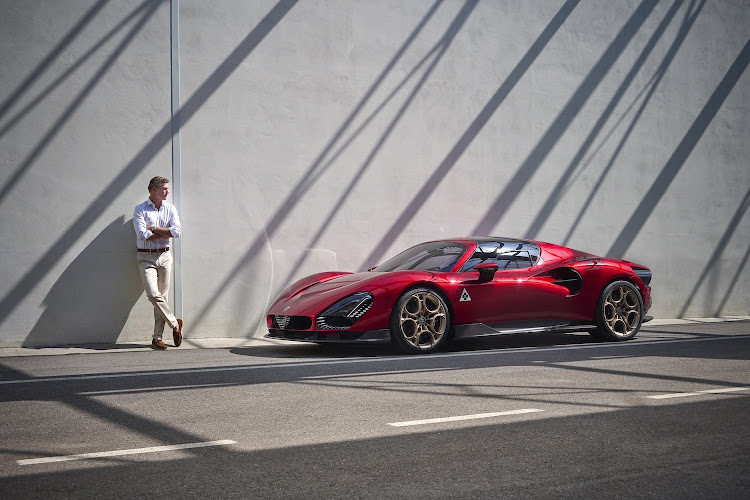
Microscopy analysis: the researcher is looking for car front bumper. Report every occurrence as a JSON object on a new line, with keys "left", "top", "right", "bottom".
{"left": 265, "top": 328, "right": 391, "bottom": 343}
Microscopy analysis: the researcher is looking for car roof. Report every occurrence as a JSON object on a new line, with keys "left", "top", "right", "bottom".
{"left": 435, "top": 236, "right": 538, "bottom": 246}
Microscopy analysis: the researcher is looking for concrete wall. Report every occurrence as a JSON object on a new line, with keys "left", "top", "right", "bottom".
{"left": 1, "top": 0, "right": 748, "bottom": 347}
{"left": 0, "top": 0, "right": 172, "bottom": 347}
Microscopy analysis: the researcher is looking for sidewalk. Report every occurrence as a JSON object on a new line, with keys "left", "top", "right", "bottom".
{"left": 0, "top": 336, "right": 293, "bottom": 357}
{"left": 1, "top": 316, "right": 748, "bottom": 357}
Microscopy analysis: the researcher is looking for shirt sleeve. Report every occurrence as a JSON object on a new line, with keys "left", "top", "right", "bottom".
{"left": 168, "top": 205, "right": 181, "bottom": 238}
{"left": 133, "top": 204, "right": 153, "bottom": 240}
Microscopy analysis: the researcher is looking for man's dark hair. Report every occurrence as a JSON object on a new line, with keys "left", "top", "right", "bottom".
{"left": 148, "top": 176, "right": 169, "bottom": 191}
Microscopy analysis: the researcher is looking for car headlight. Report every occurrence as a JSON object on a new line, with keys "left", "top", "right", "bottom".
{"left": 316, "top": 292, "right": 374, "bottom": 330}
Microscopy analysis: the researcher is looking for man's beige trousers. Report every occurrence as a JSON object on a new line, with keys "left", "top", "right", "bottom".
{"left": 137, "top": 251, "right": 178, "bottom": 339}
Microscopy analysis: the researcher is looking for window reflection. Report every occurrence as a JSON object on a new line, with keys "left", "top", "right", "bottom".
{"left": 460, "top": 239, "right": 540, "bottom": 272}
{"left": 376, "top": 242, "right": 467, "bottom": 272}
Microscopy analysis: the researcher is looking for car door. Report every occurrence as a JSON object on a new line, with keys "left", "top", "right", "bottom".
{"left": 451, "top": 242, "right": 568, "bottom": 327}
{"left": 451, "top": 242, "right": 523, "bottom": 325}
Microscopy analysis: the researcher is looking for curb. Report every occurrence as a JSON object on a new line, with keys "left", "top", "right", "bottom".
{"left": 0, "top": 337, "right": 293, "bottom": 358}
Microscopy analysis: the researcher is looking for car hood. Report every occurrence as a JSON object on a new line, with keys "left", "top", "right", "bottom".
{"left": 268, "top": 270, "right": 433, "bottom": 316}
{"left": 269, "top": 272, "right": 382, "bottom": 316}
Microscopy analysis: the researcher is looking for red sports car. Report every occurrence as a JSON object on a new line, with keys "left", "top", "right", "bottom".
{"left": 266, "top": 237, "right": 652, "bottom": 353}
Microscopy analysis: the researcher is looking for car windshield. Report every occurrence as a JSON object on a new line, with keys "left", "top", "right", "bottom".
{"left": 376, "top": 242, "right": 467, "bottom": 272}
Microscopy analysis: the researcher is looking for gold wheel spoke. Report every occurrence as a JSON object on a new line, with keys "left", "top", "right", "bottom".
{"left": 399, "top": 291, "right": 447, "bottom": 349}
{"left": 603, "top": 285, "right": 642, "bottom": 337}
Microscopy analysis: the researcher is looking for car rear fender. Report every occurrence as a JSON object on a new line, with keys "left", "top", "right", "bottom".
{"left": 592, "top": 274, "right": 649, "bottom": 317}
{"left": 534, "top": 266, "right": 583, "bottom": 296}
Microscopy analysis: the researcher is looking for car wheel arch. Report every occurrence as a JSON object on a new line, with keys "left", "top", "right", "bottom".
{"left": 389, "top": 283, "right": 456, "bottom": 351}
{"left": 592, "top": 276, "right": 642, "bottom": 316}
{"left": 396, "top": 282, "right": 455, "bottom": 324}
{"left": 593, "top": 278, "right": 644, "bottom": 341}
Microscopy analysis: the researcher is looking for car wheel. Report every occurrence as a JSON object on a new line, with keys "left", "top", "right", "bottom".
{"left": 594, "top": 280, "right": 643, "bottom": 341}
{"left": 390, "top": 288, "right": 451, "bottom": 354}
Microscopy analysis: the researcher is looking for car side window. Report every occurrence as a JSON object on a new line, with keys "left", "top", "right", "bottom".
{"left": 495, "top": 251, "right": 533, "bottom": 269}
{"left": 495, "top": 241, "right": 537, "bottom": 270}
{"left": 459, "top": 242, "right": 502, "bottom": 272}
{"left": 417, "top": 250, "right": 466, "bottom": 272}
{"left": 460, "top": 240, "right": 541, "bottom": 272}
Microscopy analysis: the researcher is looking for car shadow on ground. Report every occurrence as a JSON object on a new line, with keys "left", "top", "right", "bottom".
{"left": 229, "top": 320, "right": 750, "bottom": 359}
{"left": 229, "top": 331, "right": 600, "bottom": 359}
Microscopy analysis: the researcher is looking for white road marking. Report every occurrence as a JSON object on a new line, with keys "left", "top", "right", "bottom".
{"left": 388, "top": 409, "right": 543, "bottom": 427}
{"left": 17, "top": 440, "right": 236, "bottom": 466}
{"left": 2, "top": 334, "right": 749, "bottom": 386}
{"left": 648, "top": 387, "right": 749, "bottom": 400}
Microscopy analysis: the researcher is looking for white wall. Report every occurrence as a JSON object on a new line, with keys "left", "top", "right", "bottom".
{"left": 0, "top": 0, "right": 172, "bottom": 346}
{"left": 1, "top": 0, "right": 749, "bottom": 346}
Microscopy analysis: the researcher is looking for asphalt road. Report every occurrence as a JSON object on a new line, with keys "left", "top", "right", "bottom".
{"left": 1, "top": 321, "right": 749, "bottom": 498}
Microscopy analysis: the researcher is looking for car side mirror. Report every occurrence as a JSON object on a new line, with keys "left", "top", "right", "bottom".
{"left": 473, "top": 263, "right": 499, "bottom": 283}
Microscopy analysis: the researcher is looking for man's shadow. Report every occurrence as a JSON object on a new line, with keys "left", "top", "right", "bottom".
{"left": 24, "top": 216, "right": 143, "bottom": 347}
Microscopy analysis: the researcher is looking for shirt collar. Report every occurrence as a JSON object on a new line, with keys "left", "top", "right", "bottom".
{"left": 146, "top": 198, "right": 165, "bottom": 210}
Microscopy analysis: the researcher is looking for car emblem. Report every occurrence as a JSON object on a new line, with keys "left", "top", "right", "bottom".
{"left": 276, "top": 315, "right": 290, "bottom": 329}
{"left": 283, "top": 306, "right": 290, "bottom": 312}
{"left": 460, "top": 289, "right": 471, "bottom": 302}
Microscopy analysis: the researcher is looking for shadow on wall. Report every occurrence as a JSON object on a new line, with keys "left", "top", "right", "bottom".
{"left": 0, "top": 0, "right": 296, "bottom": 329}
{"left": 23, "top": 217, "right": 143, "bottom": 347}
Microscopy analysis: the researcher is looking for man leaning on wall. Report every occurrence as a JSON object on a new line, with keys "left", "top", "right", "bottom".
{"left": 133, "top": 176, "right": 183, "bottom": 350}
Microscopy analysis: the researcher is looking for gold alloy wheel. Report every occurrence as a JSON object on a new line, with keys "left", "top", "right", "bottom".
{"left": 603, "top": 284, "right": 641, "bottom": 337}
{"left": 398, "top": 291, "right": 448, "bottom": 350}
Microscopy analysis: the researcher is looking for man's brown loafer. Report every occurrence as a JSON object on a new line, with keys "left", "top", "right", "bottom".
{"left": 173, "top": 319, "right": 183, "bottom": 347}
{"left": 152, "top": 338, "right": 168, "bottom": 350}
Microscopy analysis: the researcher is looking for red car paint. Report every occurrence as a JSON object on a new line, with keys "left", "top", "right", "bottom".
{"left": 266, "top": 238, "right": 651, "bottom": 346}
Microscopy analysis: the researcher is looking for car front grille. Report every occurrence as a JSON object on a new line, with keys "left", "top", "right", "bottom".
{"left": 273, "top": 315, "right": 313, "bottom": 330}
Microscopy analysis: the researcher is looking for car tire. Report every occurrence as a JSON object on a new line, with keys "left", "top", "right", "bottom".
{"left": 593, "top": 280, "right": 643, "bottom": 341}
{"left": 390, "top": 287, "right": 451, "bottom": 354}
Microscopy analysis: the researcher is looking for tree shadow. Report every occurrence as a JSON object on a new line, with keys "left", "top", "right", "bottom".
{"left": 0, "top": 0, "right": 164, "bottom": 206}
{"left": 359, "top": 0, "right": 581, "bottom": 269}
{"left": 23, "top": 217, "right": 143, "bottom": 347}
{"left": 562, "top": 0, "right": 706, "bottom": 246}
{"left": 272, "top": 0, "right": 479, "bottom": 293}
{"left": 187, "top": 1, "right": 449, "bottom": 333}
{"left": 0, "top": 0, "right": 298, "bottom": 327}
{"left": 714, "top": 241, "right": 750, "bottom": 316}
{"left": 0, "top": 338, "right": 748, "bottom": 497}
{"left": 0, "top": 0, "right": 156, "bottom": 142}
{"left": 607, "top": 36, "right": 750, "bottom": 258}
{"left": 1, "top": 397, "right": 748, "bottom": 498}
{"left": 471, "top": 0, "right": 658, "bottom": 237}
{"left": 0, "top": 0, "right": 111, "bottom": 121}
{"left": 677, "top": 185, "right": 750, "bottom": 317}
{"left": 524, "top": 0, "right": 694, "bottom": 240}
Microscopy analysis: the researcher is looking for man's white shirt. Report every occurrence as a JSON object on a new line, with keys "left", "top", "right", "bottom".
{"left": 133, "top": 198, "right": 181, "bottom": 249}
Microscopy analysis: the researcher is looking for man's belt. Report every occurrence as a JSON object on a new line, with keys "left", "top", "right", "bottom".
{"left": 137, "top": 247, "right": 170, "bottom": 253}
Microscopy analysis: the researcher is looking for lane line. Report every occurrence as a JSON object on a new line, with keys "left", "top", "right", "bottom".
{"left": 2, "top": 334, "right": 750, "bottom": 386}
{"left": 17, "top": 440, "right": 236, "bottom": 466}
{"left": 648, "top": 387, "right": 749, "bottom": 400}
{"left": 389, "top": 408, "right": 544, "bottom": 427}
